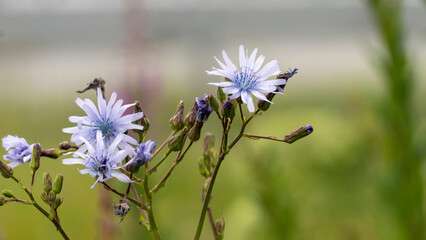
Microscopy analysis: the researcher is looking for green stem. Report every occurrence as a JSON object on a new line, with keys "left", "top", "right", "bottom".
{"left": 207, "top": 207, "right": 219, "bottom": 239}
{"left": 194, "top": 109, "right": 260, "bottom": 239}
{"left": 101, "top": 182, "right": 141, "bottom": 207}
{"left": 151, "top": 132, "right": 174, "bottom": 159}
{"left": 194, "top": 153, "right": 225, "bottom": 240}
{"left": 148, "top": 152, "right": 170, "bottom": 174}
{"left": 143, "top": 165, "right": 161, "bottom": 240}
{"left": 150, "top": 141, "right": 193, "bottom": 194}
{"left": 243, "top": 133, "right": 288, "bottom": 143}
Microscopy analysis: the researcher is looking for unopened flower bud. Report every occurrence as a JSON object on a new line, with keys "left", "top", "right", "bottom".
{"left": 184, "top": 101, "right": 198, "bottom": 128}
{"left": 208, "top": 94, "right": 219, "bottom": 113}
{"left": 48, "top": 192, "right": 56, "bottom": 202}
{"left": 221, "top": 101, "right": 235, "bottom": 120}
{"left": 59, "top": 141, "right": 72, "bottom": 150}
{"left": 203, "top": 132, "right": 215, "bottom": 157}
{"left": 284, "top": 125, "right": 313, "bottom": 143}
{"left": 167, "top": 130, "right": 186, "bottom": 152}
{"left": 30, "top": 144, "right": 41, "bottom": 172}
{"left": 41, "top": 148, "right": 61, "bottom": 159}
{"left": 0, "top": 196, "right": 5, "bottom": 206}
{"left": 196, "top": 94, "right": 212, "bottom": 122}
{"left": 52, "top": 174, "right": 64, "bottom": 194}
{"left": 54, "top": 197, "right": 63, "bottom": 208}
{"left": 198, "top": 157, "right": 209, "bottom": 178}
{"left": 40, "top": 192, "right": 49, "bottom": 204}
{"left": 114, "top": 198, "right": 130, "bottom": 222}
{"left": 134, "top": 101, "right": 150, "bottom": 137}
{"left": 217, "top": 87, "right": 226, "bottom": 103}
{"left": 169, "top": 100, "right": 185, "bottom": 131}
{"left": 216, "top": 217, "right": 226, "bottom": 239}
{"left": 2, "top": 189, "right": 14, "bottom": 198}
{"left": 0, "top": 160, "right": 13, "bottom": 178}
{"left": 257, "top": 92, "right": 276, "bottom": 111}
{"left": 188, "top": 121, "right": 203, "bottom": 142}
{"left": 43, "top": 172, "right": 52, "bottom": 193}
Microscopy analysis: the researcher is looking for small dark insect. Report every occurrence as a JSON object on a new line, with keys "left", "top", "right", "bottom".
{"left": 114, "top": 198, "right": 131, "bottom": 223}
{"left": 277, "top": 68, "right": 298, "bottom": 80}
{"left": 76, "top": 78, "right": 106, "bottom": 94}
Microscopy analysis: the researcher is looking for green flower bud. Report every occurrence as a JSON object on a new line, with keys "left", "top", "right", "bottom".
{"left": 184, "top": 101, "right": 198, "bottom": 128}
{"left": 40, "top": 192, "right": 49, "bottom": 205}
{"left": 198, "top": 157, "right": 209, "bottom": 178}
{"left": 203, "top": 132, "right": 215, "bottom": 157}
{"left": 0, "top": 160, "right": 13, "bottom": 178}
{"left": 48, "top": 192, "right": 56, "bottom": 202}
{"left": 188, "top": 121, "right": 203, "bottom": 142}
{"left": 221, "top": 101, "right": 235, "bottom": 121}
{"left": 134, "top": 101, "right": 150, "bottom": 138}
{"left": 52, "top": 174, "right": 64, "bottom": 194}
{"left": 257, "top": 92, "right": 276, "bottom": 111}
{"left": 217, "top": 87, "right": 226, "bottom": 103}
{"left": 207, "top": 94, "right": 219, "bottom": 113}
{"left": 59, "top": 141, "right": 72, "bottom": 150}
{"left": 54, "top": 197, "right": 63, "bottom": 209}
{"left": 30, "top": 144, "right": 41, "bottom": 172}
{"left": 43, "top": 172, "right": 52, "bottom": 193}
{"left": 167, "top": 130, "right": 186, "bottom": 152}
{"left": 216, "top": 217, "right": 226, "bottom": 240}
{"left": 169, "top": 100, "right": 185, "bottom": 131}
{"left": 41, "top": 148, "right": 61, "bottom": 159}
{"left": 284, "top": 125, "right": 313, "bottom": 143}
{"left": 2, "top": 189, "right": 14, "bottom": 198}
{"left": 0, "top": 196, "right": 5, "bottom": 206}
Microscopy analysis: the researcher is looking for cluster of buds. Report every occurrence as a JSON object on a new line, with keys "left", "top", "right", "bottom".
{"left": 167, "top": 94, "right": 214, "bottom": 152}
{"left": 40, "top": 173, "right": 64, "bottom": 219}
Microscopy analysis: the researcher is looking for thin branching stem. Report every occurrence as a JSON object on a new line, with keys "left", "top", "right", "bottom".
{"left": 10, "top": 176, "right": 70, "bottom": 240}
{"left": 101, "top": 182, "right": 141, "bottom": 207}
{"left": 150, "top": 140, "right": 193, "bottom": 194}
{"left": 151, "top": 132, "right": 174, "bottom": 160}
{"left": 143, "top": 164, "right": 162, "bottom": 240}
{"left": 207, "top": 207, "right": 219, "bottom": 239}
{"left": 194, "top": 109, "right": 260, "bottom": 239}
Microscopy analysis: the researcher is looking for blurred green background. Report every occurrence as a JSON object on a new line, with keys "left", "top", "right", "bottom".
{"left": 1, "top": 0, "right": 426, "bottom": 239}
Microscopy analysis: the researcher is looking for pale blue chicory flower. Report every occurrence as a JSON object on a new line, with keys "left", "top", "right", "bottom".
{"left": 63, "top": 130, "right": 133, "bottom": 188}
{"left": 63, "top": 88, "right": 143, "bottom": 155}
{"left": 207, "top": 45, "right": 285, "bottom": 112}
{"left": 2, "top": 135, "right": 34, "bottom": 168}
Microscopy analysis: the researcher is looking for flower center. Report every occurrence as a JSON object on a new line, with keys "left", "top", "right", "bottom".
{"left": 96, "top": 156, "right": 109, "bottom": 174}
{"left": 235, "top": 67, "right": 259, "bottom": 91}
{"left": 96, "top": 120, "right": 115, "bottom": 141}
